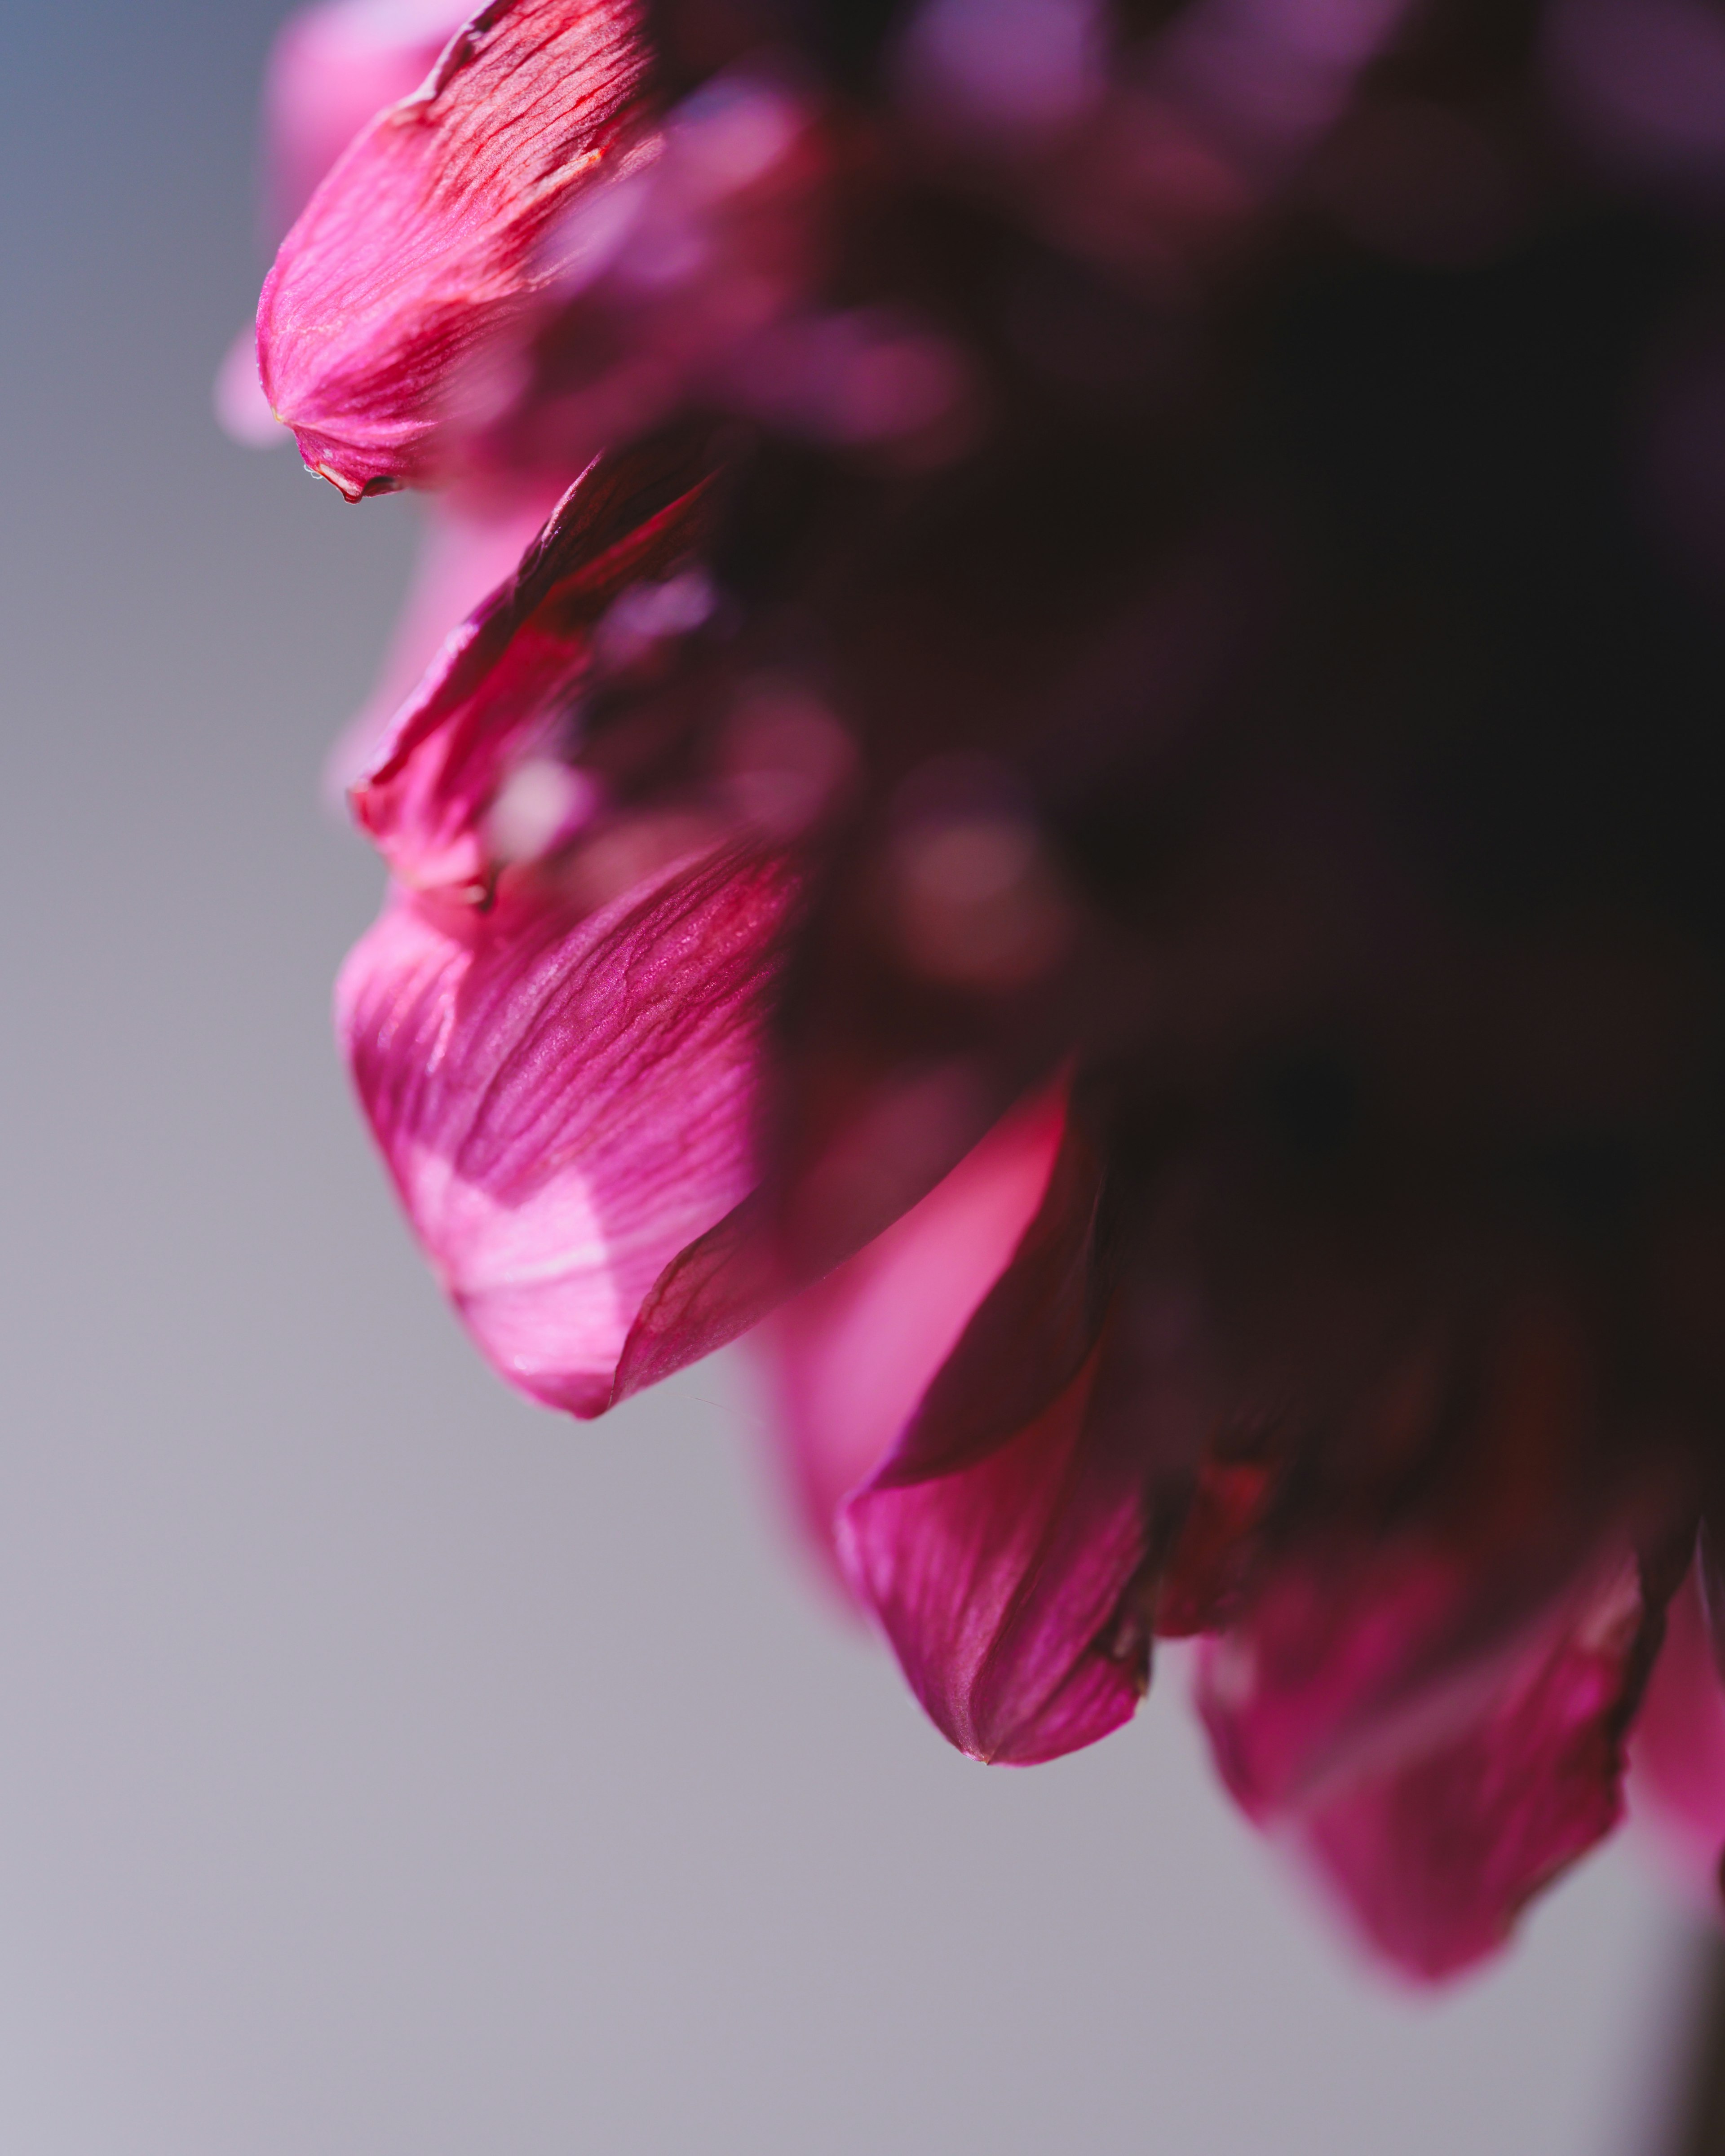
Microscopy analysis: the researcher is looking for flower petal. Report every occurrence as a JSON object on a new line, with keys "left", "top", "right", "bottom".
{"left": 338, "top": 841, "right": 797, "bottom": 1414}
{"left": 262, "top": 0, "right": 475, "bottom": 239}
{"left": 1198, "top": 1534, "right": 1670, "bottom": 1978}
{"left": 324, "top": 483, "right": 568, "bottom": 800}
{"left": 352, "top": 435, "right": 719, "bottom": 888}
{"left": 836, "top": 1108, "right": 1198, "bottom": 1764}
{"left": 1629, "top": 1559, "right": 1725, "bottom": 1909}
{"left": 762, "top": 1084, "right": 1066, "bottom": 1577}
{"left": 259, "top": 0, "right": 650, "bottom": 500}
{"left": 1298, "top": 1562, "right": 1655, "bottom": 1979}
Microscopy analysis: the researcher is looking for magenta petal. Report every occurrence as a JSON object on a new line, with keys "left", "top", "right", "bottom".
{"left": 764, "top": 1086, "right": 1066, "bottom": 1575}
{"left": 841, "top": 1347, "right": 1152, "bottom": 1763}
{"left": 1300, "top": 1567, "right": 1648, "bottom": 1979}
{"left": 259, "top": 0, "right": 650, "bottom": 499}
{"left": 262, "top": 0, "right": 474, "bottom": 239}
{"left": 1198, "top": 1539, "right": 1489, "bottom": 1814}
{"left": 837, "top": 1113, "right": 1162, "bottom": 1765}
{"left": 352, "top": 441, "right": 717, "bottom": 888}
{"left": 220, "top": 2, "right": 473, "bottom": 453}
{"left": 322, "top": 483, "right": 569, "bottom": 802}
{"left": 1199, "top": 1545, "right": 1654, "bottom": 1979}
{"left": 1629, "top": 1564, "right": 1725, "bottom": 1907}
{"left": 338, "top": 842, "right": 797, "bottom": 1414}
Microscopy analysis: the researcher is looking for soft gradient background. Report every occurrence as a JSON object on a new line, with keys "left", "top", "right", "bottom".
{"left": 0, "top": 5, "right": 1710, "bottom": 2150}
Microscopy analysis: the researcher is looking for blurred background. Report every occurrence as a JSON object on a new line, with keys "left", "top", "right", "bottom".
{"left": 0, "top": 4, "right": 1712, "bottom": 2149}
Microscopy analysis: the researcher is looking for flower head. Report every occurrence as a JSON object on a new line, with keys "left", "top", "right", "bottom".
{"left": 259, "top": 0, "right": 1725, "bottom": 1977}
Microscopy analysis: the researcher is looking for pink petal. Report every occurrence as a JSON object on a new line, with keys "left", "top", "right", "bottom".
{"left": 761, "top": 1085, "right": 1066, "bottom": 1579}
{"left": 214, "top": 326, "right": 288, "bottom": 449}
{"left": 338, "top": 841, "right": 798, "bottom": 1415}
{"left": 262, "top": 0, "right": 476, "bottom": 239}
{"left": 259, "top": 0, "right": 650, "bottom": 500}
{"left": 841, "top": 1348, "right": 1151, "bottom": 1763}
{"left": 324, "top": 480, "right": 575, "bottom": 804}
{"left": 217, "top": 1, "right": 473, "bottom": 451}
{"left": 1198, "top": 1537, "right": 1493, "bottom": 1813}
{"left": 352, "top": 439, "right": 718, "bottom": 889}
{"left": 1300, "top": 1564, "right": 1650, "bottom": 1979}
{"left": 1199, "top": 1544, "right": 1656, "bottom": 1979}
{"left": 1629, "top": 1562, "right": 1725, "bottom": 1909}
{"left": 836, "top": 1112, "right": 1172, "bottom": 1765}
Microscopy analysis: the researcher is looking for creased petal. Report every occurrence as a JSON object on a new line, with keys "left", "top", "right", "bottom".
{"left": 1199, "top": 1543, "right": 1662, "bottom": 1979}
{"left": 338, "top": 841, "right": 797, "bottom": 1414}
{"left": 352, "top": 436, "right": 719, "bottom": 888}
{"left": 762, "top": 1085, "right": 1066, "bottom": 1579}
{"left": 259, "top": 0, "right": 650, "bottom": 499}
{"left": 836, "top": 1108, "right": 1185, "bottom": 1765}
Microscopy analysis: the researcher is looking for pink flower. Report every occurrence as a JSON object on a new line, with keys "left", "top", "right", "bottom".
{"left": 255, "top": 0, "right": 1725, "bottom": 1979}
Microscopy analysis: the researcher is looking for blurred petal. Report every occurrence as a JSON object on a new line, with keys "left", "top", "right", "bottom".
{"left": 837, "top": 1109, "right": 1180, "bottom": 1764}
{"left": 260, "top": 0, "right": 650, "bottom": 499}
{"left": 219, "top": 1, "right": 475, "bottom": 452}
{"left": 338, "top": 842, "right": 797, "bottom": 1414}
{"left": 763, "top": 1084, "right": 1066, "bottom": 1576}
{"left": 1630, "top": 1561, "right": 1725, "bottom": 1909}
{"left": 1301, "top": 1563, "right": 1653, "bottom": 1979}
{"left": 1199, "top": 1542, "right": 1661, "bottom": 1978}
{"left": 352, "top": 435, "right": 719, "bottom": 888}
{"left": 263, "top": 0, "right": 476, "bottom": 238}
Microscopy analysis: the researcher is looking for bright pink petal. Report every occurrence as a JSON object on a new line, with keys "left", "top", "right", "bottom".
{"left": 215, "top": 326, "right": 288, "bottom": 448}
{"left": 842, "top": 1346, "right": 1152, "bottom": 1764}
{"left": 262, "top": 0, "right": 475, "bottom": 239}
{"left": 1303, "top": 1565, "right": 1650, "bottom": 1979}
{"left": 836, "top": 1113, "right": 1177, "bottom": 1765}
{"left": 761, "top": 1085, "right": 1066, "bottom": 1577}
{"left": 1629, "top": 1562, "right": 1725, "bottom": 1908}
{"left": 1199, "top": 1545, "right": 1657, "bottom": 1979}
{"left": 324, "top": 480, "right": 571, "bottom": 803}
{"left": 259, "top": 0, "right": 650, "bottom": 500}
{"left": 352, "top": 439, "right": 718, "bottom": 889}
{"left": 338, "top": 842, "right": 798, "bottom": 1414}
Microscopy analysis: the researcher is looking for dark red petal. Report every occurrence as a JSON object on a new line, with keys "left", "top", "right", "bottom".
{"left": 337, "top": 842, "right": 797, "bottom": 1415}
{"left": 259, "top": 0, "right": 650, "bottom": 499}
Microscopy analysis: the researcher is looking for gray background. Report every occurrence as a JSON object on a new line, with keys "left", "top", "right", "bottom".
{"left": 0, "top": 4, "right": 1705, "bottom": 2149}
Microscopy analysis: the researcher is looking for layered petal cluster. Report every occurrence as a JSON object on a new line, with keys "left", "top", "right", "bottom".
{"left": 257, "top": 0, "right": 1725, "bottom": 1980}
